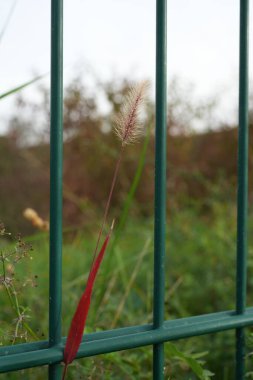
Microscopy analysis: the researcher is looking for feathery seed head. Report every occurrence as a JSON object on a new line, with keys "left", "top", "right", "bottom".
{"left": 114, "top": 80, "right": 149, "bottom": 145}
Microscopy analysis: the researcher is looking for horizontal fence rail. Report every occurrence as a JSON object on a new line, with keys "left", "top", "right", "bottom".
{"left": 2, "top": 308, "right": 253, "bottom": 373}
{"left": 0, "top": 0, "right": 251, "bottom": 379}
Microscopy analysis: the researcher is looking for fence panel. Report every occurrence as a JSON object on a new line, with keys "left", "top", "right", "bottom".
{"left": 0, "top": 1, "right": 251, "bottom": 379}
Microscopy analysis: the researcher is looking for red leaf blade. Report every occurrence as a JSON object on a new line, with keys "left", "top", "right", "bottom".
{"left": 62, "top": 232, "right": 111, "bottom": 379}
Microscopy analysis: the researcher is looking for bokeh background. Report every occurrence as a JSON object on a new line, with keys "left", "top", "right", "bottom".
{"left": 1, "top": 1, "right": 253, "bottom": 379}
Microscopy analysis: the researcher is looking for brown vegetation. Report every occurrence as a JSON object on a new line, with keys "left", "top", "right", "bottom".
{"left": 0, "top": 78, "right": 252, "bottom": 234}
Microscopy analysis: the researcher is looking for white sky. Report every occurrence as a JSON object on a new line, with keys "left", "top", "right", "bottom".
{"left": 0, "top": 0, "right": 252, "bottom": 132}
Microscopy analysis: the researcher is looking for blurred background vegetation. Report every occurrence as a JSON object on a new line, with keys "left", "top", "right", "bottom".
{"left": 1, "top": 75, "right": 253, "bottom": 379}
{"left": 1, "top": 76, "right": 252, "bottom": 235}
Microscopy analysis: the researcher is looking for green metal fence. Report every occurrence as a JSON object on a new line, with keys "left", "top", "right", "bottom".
{"left": 0, "top": 0, "right": 251, "bottom": 379}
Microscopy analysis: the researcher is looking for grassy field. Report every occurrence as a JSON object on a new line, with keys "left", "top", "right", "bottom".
{"left": 1, "top": 200, "right": 253, "bottom": 379}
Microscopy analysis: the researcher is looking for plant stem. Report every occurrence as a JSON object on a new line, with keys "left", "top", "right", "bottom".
{"left": 10, "top": 283, "right": 20, "bottom": 315}
{"left": 111, "top": 126, "right": 151, "bottom": 251}
{"left": 91, "top": 145, "right": 124, "bottom": 267}
{"left": 23, "top": 322, "right": 39, "bottom": 341}
{"left": 62, "top": 364, "right": 68, "bottom": 380}
{"left": 3, "top": 282, "right": 16, "bottom": 311}
{"left": 3, "top": 274, "right": 40, "bottom": 341}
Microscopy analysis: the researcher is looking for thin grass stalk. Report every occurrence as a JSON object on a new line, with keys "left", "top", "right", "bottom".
{"left": 91, "top": 145, "right": 124, "bottom": 267}
{"left": 111, "top": 123, "right": 151, "bottom": 251}
{"left": 62, "top": 81, "right": 148, "bottom": 379}
{"left": 94, "top": 130, "right": 151, "bottom": 320}
{"left": 0, "top": 0, "right": 18, "bottom": 44}
{"left": 110, "top": 238, "right": 151, "bottom": 328}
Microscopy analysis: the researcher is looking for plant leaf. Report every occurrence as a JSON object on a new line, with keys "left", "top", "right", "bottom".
{"left": 0, "top": 74, "right": 47, "bottom": 100}
{"left": 0, "top": 0, "right": 18, "bottom": 45}
{"left": 166, "top": 343, "right": 214, "bottom": 380}
{"left": 62, "top": 232, "right": 112, "bottom": 379}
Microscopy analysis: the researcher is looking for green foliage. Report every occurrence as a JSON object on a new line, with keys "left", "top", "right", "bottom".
{"left": 2, "top": 195, "right": 253, "bottom": 378}
{"left": 165, "top": 343, "right": 213, "bottom": 379}
{"left": 0, "top": 224, "right": 39, "bottom": 345}
{"left": 1, "top": 76, "right": 253, "bottom": 378}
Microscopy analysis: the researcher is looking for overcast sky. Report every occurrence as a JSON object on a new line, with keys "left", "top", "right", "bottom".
{"left": 0, "top": 0, "right": 252, "bottom": 132}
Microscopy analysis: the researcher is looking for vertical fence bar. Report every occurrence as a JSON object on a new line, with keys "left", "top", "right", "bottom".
{"left": 236, "top": 0, "right": 249, "bottom": 379}
{"left": 153, "top": 0, "right": 167, "bottom": 379}
{"left": 49, "top": 0, "right": 63, "bottom": 379}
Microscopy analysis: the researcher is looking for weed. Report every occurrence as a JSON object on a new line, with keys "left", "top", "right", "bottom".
{"left": 0, "top": 222, "right": 39, "bottom": 345}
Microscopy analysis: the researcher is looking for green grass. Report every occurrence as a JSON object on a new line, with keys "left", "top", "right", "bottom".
{"left": 1, "top": 201, "right": 253, "bottom": 379}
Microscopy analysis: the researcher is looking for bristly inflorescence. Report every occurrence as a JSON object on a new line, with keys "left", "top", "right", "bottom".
{"left": 114, "top": 80, "right": 149, "bottom": 146}
{"left": 62, "top": 80, "right": 149, "bottom": 380}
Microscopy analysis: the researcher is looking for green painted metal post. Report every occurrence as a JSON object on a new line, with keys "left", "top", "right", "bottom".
{"left": 49, "top": 0, "right": 63, "bottom": 379}
{"left": 236, "top": 0, "right": 249, "bottom": 379}
{"left": 153, "top": 0, "right": 167, "bottom": 379}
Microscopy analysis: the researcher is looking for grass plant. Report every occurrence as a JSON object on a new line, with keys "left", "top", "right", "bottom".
{"left": 2, "top": 199, "right": 250, "bottom": 378}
